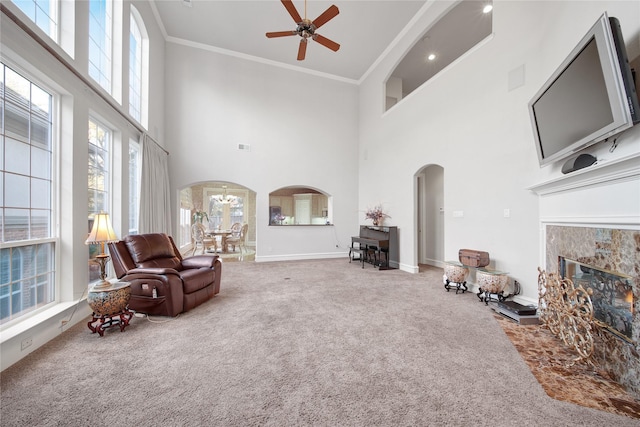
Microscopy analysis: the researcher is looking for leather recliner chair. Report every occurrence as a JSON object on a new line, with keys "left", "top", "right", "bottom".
{"left": 108, "top": 233, "right": 222, "bottom": 317}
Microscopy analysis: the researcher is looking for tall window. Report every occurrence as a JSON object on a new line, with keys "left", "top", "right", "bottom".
{"left": 1, "top": 63, "right": 56, "bottom": 325}
{"left": 128, "top": 139, "right": 139, "bottom": 235}
{"left": 11, "top": 0, "right": 58, "bottom": 42}
{"left": 129, "top": 11, "right": 142, "bottom": 122}
{"left": 87, "top": 117, "right": 111, "bottom": 282}
{"left": 179, "top": 207, "right": 191, "bottom": 248}
{"left": 179, "top": 188, "right": 192, "bottom": 249}
{"left": 88, "top": 0, "right": 113, "bottom": 93}
{"left": 209, "top": 198, "right": 244, "bottom": 230}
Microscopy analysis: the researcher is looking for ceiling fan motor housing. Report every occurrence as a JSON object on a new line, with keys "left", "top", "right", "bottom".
{"left": 296, "top": 19, "right": 316, "bottom": 39}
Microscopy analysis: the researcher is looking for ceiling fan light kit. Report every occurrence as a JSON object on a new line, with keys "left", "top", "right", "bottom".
{"left": 266, "top": 0, "right": 340, "bottom": 61}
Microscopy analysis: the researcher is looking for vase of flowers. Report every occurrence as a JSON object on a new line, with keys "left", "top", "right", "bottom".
{"left": 365, "top": 204, "right": 390, "bottom": 226}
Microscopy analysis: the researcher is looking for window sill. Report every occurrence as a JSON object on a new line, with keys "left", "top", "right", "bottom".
{"left": 0, "top": 299, "right": 86, "bottom": 344}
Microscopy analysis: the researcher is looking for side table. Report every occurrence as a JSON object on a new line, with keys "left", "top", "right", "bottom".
{"left": 443, "top": 261, "right": 469, "bottom": 294}
{"left": 476, "top": 269, "right": 509, "bottom": 305}
{"left": 87, "top": 281, "right": 133, "bottom": 336}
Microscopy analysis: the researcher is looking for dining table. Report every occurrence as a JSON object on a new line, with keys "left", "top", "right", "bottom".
{"left": 205, "top": 229, "right": 232, "bottom": 253}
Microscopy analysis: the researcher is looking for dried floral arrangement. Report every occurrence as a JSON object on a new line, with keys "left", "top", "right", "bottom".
{"left": 365, "top": 204, "right": 390, "bottom": 225}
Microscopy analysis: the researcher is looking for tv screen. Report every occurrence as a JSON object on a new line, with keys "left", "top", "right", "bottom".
{"left": 529, "top": 13, "right": 639, "bottom": 168}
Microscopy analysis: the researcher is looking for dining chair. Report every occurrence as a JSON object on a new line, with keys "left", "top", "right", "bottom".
{"left": 226, "top": 223, "right": 248, "bottom": 256}
{"left": 191, "top": 223, "right": 217, "bottom": 255}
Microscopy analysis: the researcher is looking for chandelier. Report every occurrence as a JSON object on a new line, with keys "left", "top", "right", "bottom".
{"left": 214, "top": 185, "right": 237, "bottom": 204}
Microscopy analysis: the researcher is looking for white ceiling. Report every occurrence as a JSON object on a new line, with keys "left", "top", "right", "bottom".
{"left": 151, "top": 0, "right": 429, "bottom": 82}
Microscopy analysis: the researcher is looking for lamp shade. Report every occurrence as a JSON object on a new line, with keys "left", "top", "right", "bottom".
{"left": 85, "top": 212, "right": 119, "bottom": 245}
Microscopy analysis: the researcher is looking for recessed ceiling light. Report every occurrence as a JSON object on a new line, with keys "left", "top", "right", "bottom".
{"left": 428, "top": 53, "right": 436, "bottom": 61}
{"left": 483, "top": 4, "right": 493, "bottom": 14}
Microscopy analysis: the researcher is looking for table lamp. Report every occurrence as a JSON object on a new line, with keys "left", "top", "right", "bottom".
{"left": 85, "top": 212, "right": 119, "bottom": 290}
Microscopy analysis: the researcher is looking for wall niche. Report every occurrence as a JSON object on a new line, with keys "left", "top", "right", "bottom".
{"left": 269, "top": 186, "right": 331, "bottom": 226}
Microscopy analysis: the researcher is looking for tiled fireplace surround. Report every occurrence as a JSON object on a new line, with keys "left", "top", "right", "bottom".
{"left": 530, "top": 152, "right": 640, "bottom": 398}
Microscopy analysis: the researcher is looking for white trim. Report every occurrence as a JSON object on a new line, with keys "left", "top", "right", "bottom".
{"left": 166, "top": 37, "right": 358, "bottom": 85}
{"left": 0, "top": 299, "right": 92, "bottom": 371}
{"left": 528, "top": 152, "right": 640, "bottom": 196}
{"left": 255, "top": 252, "right": 347, "bottom": 263}
{"left": 539, "top": 216, "right": 640, "bottom": 226}
{"left": 0, "top": 299, "right": 80, "bottom": 343}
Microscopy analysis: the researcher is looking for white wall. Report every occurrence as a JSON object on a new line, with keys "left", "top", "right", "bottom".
{"left": 358, "top": 1, "right": 640, "bottom": 303}
{"left": 163, "top": 43, "right": 360, "bottom": 260}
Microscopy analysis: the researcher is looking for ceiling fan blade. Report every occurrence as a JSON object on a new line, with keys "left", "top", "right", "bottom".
{"left": 297, "top": 39, "right": 307, "bottom": 61}
{"left": 266, "top": 31, "right": 297, "bottom": 38}
{"left": 281, "top": 0, "right": 302, "bottom": 23}
{"left": 313, "top": 34, "right": 340, "bottom": 52}
{"left": 312, "top": 5, "right": 339, "bottom": 29}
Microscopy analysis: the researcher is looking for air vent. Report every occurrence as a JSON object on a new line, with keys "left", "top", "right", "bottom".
{"left": 238, "top": 143, "right": 251, "bottom": 151}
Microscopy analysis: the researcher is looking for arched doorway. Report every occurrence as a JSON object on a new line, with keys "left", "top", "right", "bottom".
{"left": 178, "top": 181, "right": 256, "bottom": 261}
{"left": 416, "top": 165, "right": 444, "bottom": 268}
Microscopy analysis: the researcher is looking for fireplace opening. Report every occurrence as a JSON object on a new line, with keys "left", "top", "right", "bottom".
{"left": 560, "top": 257, "right": 635, "bottom": 343}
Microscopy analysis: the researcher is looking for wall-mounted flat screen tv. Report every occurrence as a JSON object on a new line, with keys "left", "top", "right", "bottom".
{"left": 529, "top": 13, "right": 639, "bottom": 168}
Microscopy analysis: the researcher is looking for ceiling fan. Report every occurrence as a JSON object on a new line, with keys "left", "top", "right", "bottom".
{"left": 266, "top": 0, "right": 340, "bottom": 61}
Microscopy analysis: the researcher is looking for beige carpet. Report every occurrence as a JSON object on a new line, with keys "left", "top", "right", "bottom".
{"left": 1, "top": 259, "right": 638, "bottom": 426}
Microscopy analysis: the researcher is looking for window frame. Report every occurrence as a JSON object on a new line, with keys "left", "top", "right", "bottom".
{"left": 128, "top": 8, "right": 142, "bottom": 123}
{"left": 0, "top": 61, "right": 59, "bottom": 328}
{"left": 87, "top": 114, "right": 113, "bottom": 285}
{"left": 11, "top": 0, "right": 59, "bottom": 43}
{"left": 88, "top": 0, "right": 113, "bottom": 93}
{"left": 128, "top": 5, "right": 149, "bottom": 127}
{"left": 128, "top": 138, "right": 140, "bottom": 235}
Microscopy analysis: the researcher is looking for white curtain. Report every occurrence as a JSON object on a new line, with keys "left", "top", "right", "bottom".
{"left": 138, "top": 133, "right": 172, "bottom": 234}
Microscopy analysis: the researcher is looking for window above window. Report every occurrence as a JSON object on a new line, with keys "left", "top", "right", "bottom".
{"left": 88, "top": 0, "right": 113, "bottom": 93}
{"left": 385, "top": 0, "right": 493, "bottom": 111}
{"left": 11, "top": 0, "right": 58, "bottom": 42}
{"left": 129, "top": 9, "right": 142, "bottom": 122}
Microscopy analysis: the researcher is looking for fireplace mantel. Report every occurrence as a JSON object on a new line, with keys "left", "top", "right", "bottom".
{"left": 527, "top": 152, "right": 640, "bottom": 197}
{"left": 527, "top": 147, "right": 640, "bottom": 397}
{"left": 526, "top": 151, "right": 640, "bottom": 227}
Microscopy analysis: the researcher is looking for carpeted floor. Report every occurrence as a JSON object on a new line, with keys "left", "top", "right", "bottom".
{"left": 1, "top": 259, "right": 638, "bottom": 426}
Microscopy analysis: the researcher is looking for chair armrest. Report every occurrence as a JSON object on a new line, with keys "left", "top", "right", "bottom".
{"left": 121, "top": 272, "right": 184, "bottom": 316}
{"left": 182, "top": 255, "right": 219, "bottom": 269}
{"left": 127, "top": 267, "right": 181, "bottom": 276}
